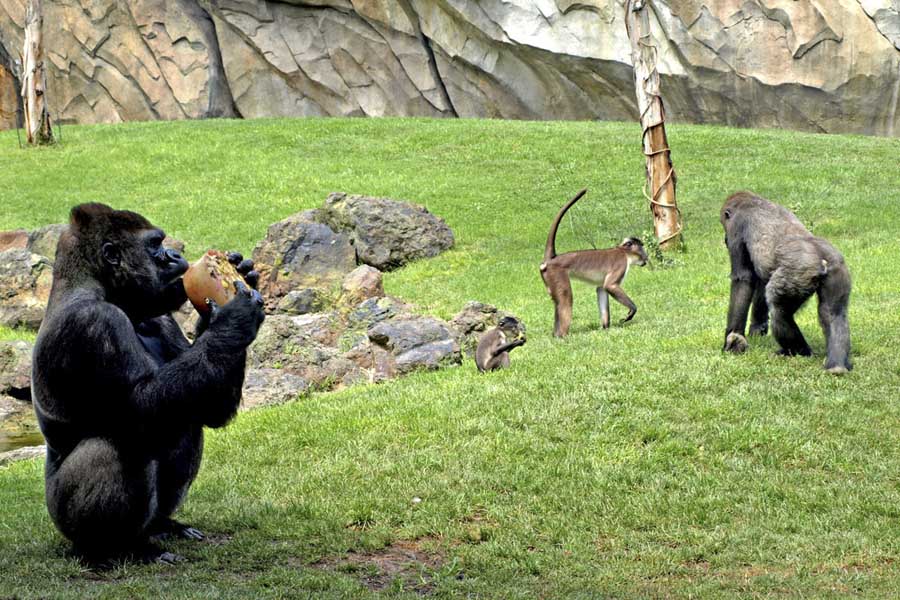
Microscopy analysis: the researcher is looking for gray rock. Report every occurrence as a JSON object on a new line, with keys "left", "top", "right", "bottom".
{"left": 248, "top": 313, "right": 358, "bottom": 387}
{"left": 395, "top": 339, "right": 459, "bottom": 374}
{"left": 341, "top": 338, "right": 396, "bottom": 382}
{"left": 0, "top": 250, "right": 53, "bottom": 329}
{"left": 0, "top": 224, "right": 67, "bottom": 262}
{"left": 27, "top": 224, "right": 68, "bottom": 261}
{"left": 348, "top": 296, "right": 409, "bottom": 329}
{"left": 252, "top": 211, "right": 356, "bottom": 306}
{"left": 276, "top": 288, "right": 324, "bottom": 315}
{"left": 0, "top": 445, "right": 45, "bottom": 466}
{"left": 320, "top": 193, "right": 454, "bottom": 271}
{"left": 368, "top": 315, "right": 461, "bottom": 373}
{"left": 0, "top": 394, "right": 25, "bottom": 419}
{"left": 241, "top": 368, "right": 309, "bottom": 411}
{"left": 0, "top": 341, "right": 33, "bottom": 400}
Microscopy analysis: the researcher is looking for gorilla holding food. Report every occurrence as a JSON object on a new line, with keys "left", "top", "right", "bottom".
{"left": 32, "top": 203, "right": 265, "bottom": 562}
{"left": 720, "top": 191, "right": 852, "bottom": 374}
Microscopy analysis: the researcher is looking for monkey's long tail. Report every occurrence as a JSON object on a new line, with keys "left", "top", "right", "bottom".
{"left": 543, "top": 188, "right": 588, "bottom": 266}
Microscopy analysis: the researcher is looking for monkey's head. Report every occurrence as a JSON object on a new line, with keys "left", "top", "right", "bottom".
{"left": 620, "top": 237, "right": 648, "bottom": 267}
{"left": 57, "top": 203, "right": 190, "bottom": 320}
{"left": 497, "top": 316, "right": 526, "bottom": 341}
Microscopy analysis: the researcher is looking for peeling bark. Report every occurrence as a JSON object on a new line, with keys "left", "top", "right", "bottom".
{"left": 21, "top": 0, "right": 54, "bottom": 145}
{"left": 626, "top": 0, "right": 681, "bottom": 250}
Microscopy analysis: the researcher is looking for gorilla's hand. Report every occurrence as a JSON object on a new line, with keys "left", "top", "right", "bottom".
{"left": 723, "top": 332, "right": 749, "bottom": 354}
{"left": 226, "top": 252, "right": 260, "bottom": 290}
{"left": 207, "top": 280, "right": 265, "bottom": 349}
{"left": 196, "top": 252, "right": 262, "bottom": 337}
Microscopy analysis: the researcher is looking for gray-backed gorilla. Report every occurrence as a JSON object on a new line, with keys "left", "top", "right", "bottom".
{"left": 720, "top": 191, "right": 852, "bottom": 374}
{"left": 32, "top": 203, "right": 264, "bottom": 563}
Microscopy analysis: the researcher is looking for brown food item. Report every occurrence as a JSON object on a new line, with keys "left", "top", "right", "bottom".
{"left": 183, "top": 250, "right": 245, "bottom": 313}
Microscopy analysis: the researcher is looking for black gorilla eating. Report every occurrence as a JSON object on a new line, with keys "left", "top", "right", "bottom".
{"left": 32, "top": 203, "right": 264, "bottom": 562}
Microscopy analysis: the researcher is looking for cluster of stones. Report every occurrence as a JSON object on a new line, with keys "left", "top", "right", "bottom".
{"left": 0, "top": 193, "right": 519, "bottom": 461}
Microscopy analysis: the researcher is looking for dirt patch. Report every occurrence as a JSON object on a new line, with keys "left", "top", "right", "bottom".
{"left": 313, "top": 538, "right": 446, "bottom": 595}
{"left": 203, "top": 532, "right": 234, "bottom": 546}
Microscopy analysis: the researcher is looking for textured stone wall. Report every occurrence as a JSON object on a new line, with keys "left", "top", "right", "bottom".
{"left": 0, "top": 0, "right": 897, "bottom": 135}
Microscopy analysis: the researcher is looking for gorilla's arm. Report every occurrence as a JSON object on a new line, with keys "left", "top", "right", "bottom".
{"left": 724, "top": 236, "right": 756, "bottom": 340}
{"left": 71, "top": 301, "right": 250, "bottom": 430}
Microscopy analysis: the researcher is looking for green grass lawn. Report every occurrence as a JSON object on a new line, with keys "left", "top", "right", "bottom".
{"left": 0, "top": 117, "right": 899, "bottom": 598}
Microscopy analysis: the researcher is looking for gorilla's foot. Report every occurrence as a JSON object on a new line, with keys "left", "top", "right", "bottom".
{"left": 723, "top": 333, "right": 748, "bottom": 354}
{"left": 135, "top": 542, "right": 186, "bottom": 565}
{"left": 748, "top": 323, "right": 768, "bottom": 337}
{"left": 149, "top": 518, "right": 205, "bottom": 541}
{"left": 776, "top": 345, "right": 812, "bottom": 357}
{"left": 824, "top": 358, "right": 852, "bottom": 375}
{"left": 154, "top": 551, "right": 186, "bottom": 565}
{"left": 73, "top": 541, "right": 185, "bottom": 569}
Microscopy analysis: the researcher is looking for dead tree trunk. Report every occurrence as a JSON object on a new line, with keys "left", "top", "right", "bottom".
{"left": 625, "top": 0, "right": 681, "bottom": 250}
{"left": 21, "top": 0, "right": 53, "bottom": 145}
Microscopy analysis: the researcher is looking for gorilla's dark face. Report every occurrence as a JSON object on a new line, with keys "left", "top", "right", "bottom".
{"left": 55, "top": 203, "right": 191, "bottom": 322}
{"left": 116, "top": 228, "right": 188, "bottom": 318}
{"left": 141, "top": 229, "right": 189, "bottom": 288}
{"left": 98, "top": 224, "right": 188, "bottom": 320}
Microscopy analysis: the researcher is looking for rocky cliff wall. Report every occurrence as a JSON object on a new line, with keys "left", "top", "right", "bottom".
{"left": 0, "top": 0, "right": 897, "bottom": 135}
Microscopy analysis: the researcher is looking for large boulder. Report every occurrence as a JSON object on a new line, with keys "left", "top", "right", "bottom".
{"left": 368, "top": 315, "right": 460, "bottom": 374}
{"left": 319, "top": 193, "right": 454, "bottom": 271}
{"left": 0, "top": 250, "right": 53, "bottom": 329}
{"left": 276, "top": 288, "right": 325, "bottom": 315}
{"left": 251, "top": 210, "right": 356, "bottom": 307}
{"left": 0, "top": 341, "right": 33, "bottom": 400}
{"left": 348, "top": 296, "right": 410, "bottom": 329}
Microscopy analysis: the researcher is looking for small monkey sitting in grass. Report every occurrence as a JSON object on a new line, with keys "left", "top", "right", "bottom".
{"left": 475, "top": 316, "right": 526, "bottom": 372}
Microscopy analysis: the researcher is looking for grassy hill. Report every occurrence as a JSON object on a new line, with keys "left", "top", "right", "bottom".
{"left": 0, "top": 118, "right": 898, "bottom": 598}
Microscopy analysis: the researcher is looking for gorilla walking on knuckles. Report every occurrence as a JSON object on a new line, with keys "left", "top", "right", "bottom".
{"left": 721, "top": 191, "right": 852, "bottom": 373}
{"left": 32, "top": 203, "right": 265, "bottom": 563}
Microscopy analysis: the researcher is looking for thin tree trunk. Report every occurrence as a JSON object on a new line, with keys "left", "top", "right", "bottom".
{"left": 21, "top": 0, "right": 53, "bottom": 145}
{"left": 625, "top": 0, "right": 681, "bottom": 250}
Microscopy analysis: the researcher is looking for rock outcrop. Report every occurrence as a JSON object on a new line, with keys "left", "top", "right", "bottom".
{"left": 252, "top": 210, "right": 356, "bottom": 308}
{"left": 0, "top": 1, "right": 896, "bottom": 136}
{"left": 320, "top": 193, "right": 455, "bottom": 271}
{"left": 0, "top": 341, "right": 33, "bottom": 400}
{"left": 0, "top": 250, "right": 53, "bottom": 330}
